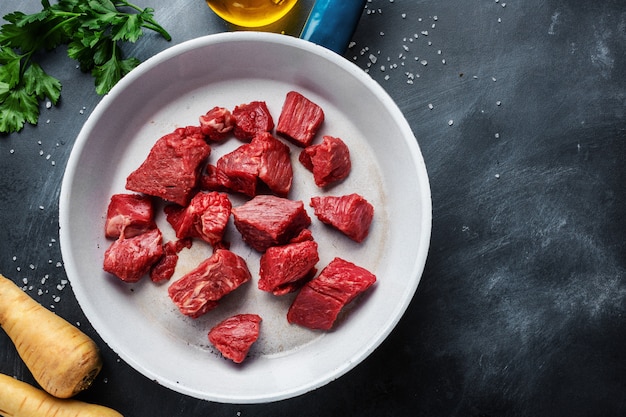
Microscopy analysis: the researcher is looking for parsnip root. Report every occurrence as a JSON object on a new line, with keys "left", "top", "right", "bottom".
{"left": 0, "top": 274, "right": 102, "bottom": 398}
{"left": 0, "top": 373, "right": 123, "bottom": 417}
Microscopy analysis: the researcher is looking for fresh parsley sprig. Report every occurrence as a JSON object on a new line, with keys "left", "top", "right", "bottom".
{"left": 0, "top": 0, "right": 171, "bottom": 134}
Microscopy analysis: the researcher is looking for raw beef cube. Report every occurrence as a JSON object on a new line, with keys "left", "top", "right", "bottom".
{"left": 164, "top": 191, "right": 232, "bottom": 247}
{"left": 213, "top": 132, "right": 293, "bottom": 197}
{"left": 287, "top": 257, "right": 376, "bottom": 330}
{"left": 126, "top": 127, "right": 211, "bottom": 206}
{"left": 168, "top": 249, "right": 251, "bottom": 318}
{"left": 299, "top": 135, "right": 351, "bottom": 187}
{"left": 232, "top": 101, "right": 274, "bottom": 141}
{"left": 150, "top": 240, "right": 178, "bottom": 282}
{"left": 215, "top": 141, "right": 262, "bottom": 197}
{"left": 208, "top": 314, "right": 262, "bottom": 364}
{"left": 310, "top": 193, "right": 374, "bottom": 243}
{"left": 289, "top": 228, "right": 314, "bottom": 244}
{"left": 105, "top": 193, "right": 155, "bottom": 239}
{"left": 255, "top": 132, "right": 293, "bottom": 197}
{"left": 103, "top": 228, "right": 164, "bottom": 283}
{"left": 232, "top": 195, "right": 311, "bottom": 252}
{"left": 277, "top": 91, "right": 325, "bottom": 147}
{"left": 258, "top": 240, "right": 319, "bottom": 295}
{"left": 199, "top": 106, "right": 235, "bottom": 141}
{"left": 200, "top": 164, "right": 230, "bottom": 192}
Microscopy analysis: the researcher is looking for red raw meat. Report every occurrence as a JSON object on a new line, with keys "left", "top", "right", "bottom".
{"left": 104, "top": 193, "right": 155, "bottom": 239}
{"left": 232, "top": 101, "right": 274, "bottom": 141}
{"left": 199, "top": 106, "right": 235, "bottom": 141}
{"left": 211, "top": 132, "right": 292, "bottom": 197}
{"left": 289, "top": 228, "right": 314, "bottom": 243}
{"left": 168, "top": 249, "right": 251, "bottom": 318}
{"left": 287, "top": 257, "right": 376, "bottom": 330}
{"left": 255, "top": 132, "right": 293, "bottom": 197}
{"left": 299, "top": 135, "right": 351, "bottom": 187}
{"left": 103, "top": 228, "right": 164, "bottom": 283}
{"left": 232, "top": 195, "right": 311, "bottom": 252}
{"left": 200, "top": 164, "right": 230, "bottom": 192}
{"left": 258, "top": 240, "right": 319, "bottom": 295}
{"left": 164, "top": 191, "right": 232, "bottom": 247}
{"left": 149, "top": 240, "right": 179, "bottom": 282}
{"left": 126, "top": 126, "right": 211, "bottom": 206}
{"left": 276, "top": 91, "right": 325, "bottom": 147}
{"left": 208, "top": 314, "right": 262, "bottom": 364}
{"left": 310, "top": 193, "right": 374, "bottom": 243}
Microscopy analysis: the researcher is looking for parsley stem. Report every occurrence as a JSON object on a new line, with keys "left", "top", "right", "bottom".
{"left": 115, "top": 0, "right": 172, "bottom": 41}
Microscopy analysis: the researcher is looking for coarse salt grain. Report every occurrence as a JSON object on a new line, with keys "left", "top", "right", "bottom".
{"left": 448, "top": 120, "right": 454, "bottom": 126}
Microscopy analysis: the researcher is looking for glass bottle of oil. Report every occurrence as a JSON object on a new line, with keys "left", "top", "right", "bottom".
{"left": 206, "top": 0, "right": 299, "bottom": 27}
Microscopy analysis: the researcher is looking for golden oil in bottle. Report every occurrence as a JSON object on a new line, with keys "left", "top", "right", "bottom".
{"left": 206, "top": 0, "right": 299, "bottom": 27}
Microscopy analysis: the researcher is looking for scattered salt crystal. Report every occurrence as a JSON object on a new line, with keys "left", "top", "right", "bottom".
{"left": 12, "top": 256, "right": 16, "bottom": 261}
{"left": 22, "top": 278, "right": 28, "bottom": 284}
{"left": 380, "top": 31, "right": 385, "bottom": 36}
{"left": 496, "top": 100, "right": 502, "bottom": 106}
{"left": 428, "top": 103, "right": 434, "bottom": 110}
{"left": 29, "top": 264, "right": 35, "bottom": 270}
{"left": 492, "top": 76, "right": 497, "bottom": 82}
{"left": 420, "top": 60, "right": 428, "bottom": 66}
{"left": 495, "top": 133, "right": 500, "bottom": 138}
{"left": 432, "top": 23, "right": 436, "bottom": 29}
{"left": 39, "top": 150, "right": 44, "bottom": 156}
{"left": 39, "top": 205, "right": 44, "bottom": 210}
{"left": 53, "top": 296, "right": 61, "bottom": 303}
{"left": 442, "top": 59, "right": 446, "bottom": 64}
{"left": 384, "top": 74, "right": 390, "bottom": 80}
{"left": 46, "top": 101, "right": 52, "bottom": 109}
{"left": 369, "top": 54, "right": 377, "bottom": 64}
{"left": 56, "top": 262, "right": 62, "bottom": 267}
{"left": 502, "top": 2, "right": 506, "bottom": 7}
{"left": 448, "top": 119, "right": 454, "bottom": 126}
{"left": 421, "top": 30, "right": 428, "bottom": 36}
{"left": 495, "top": 174, "right": 501, "bottom": 179}
{"left": 10, "top": 149, "right": 15, "bottom": 154}
{"left": 401, "top": 13, "right": 406, "bottom": 19}
{"left": 380, "top": 65, "right": 386, "bottom": 71}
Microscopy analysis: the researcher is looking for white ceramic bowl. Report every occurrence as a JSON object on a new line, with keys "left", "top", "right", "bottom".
{"left": 59, "top": 32, "right": 431, "bottom": 403}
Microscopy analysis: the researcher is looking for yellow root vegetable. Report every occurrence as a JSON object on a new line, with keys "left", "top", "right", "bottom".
{"left": 0, "top": 274, "right": 102, "bottom": 398}
{"left": 0, "top": 373, "right": 123, "bottom": 417}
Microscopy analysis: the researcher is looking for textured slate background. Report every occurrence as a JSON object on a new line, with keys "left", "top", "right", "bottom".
{"left": 1, "top": 0, "right": 624, "bottom": 415}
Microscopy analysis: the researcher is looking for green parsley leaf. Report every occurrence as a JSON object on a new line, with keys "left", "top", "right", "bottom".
{"left": 0, "top": 87, "right": 40, "bottom": 133}
{"left": 24, "top": 63, "right": 62, "bottom": 104}
{"left": 92, "top": 48, "right": 139, "bottom": 95}
{"left": 0, "top": 0, "right": 171, "bottom": 134}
